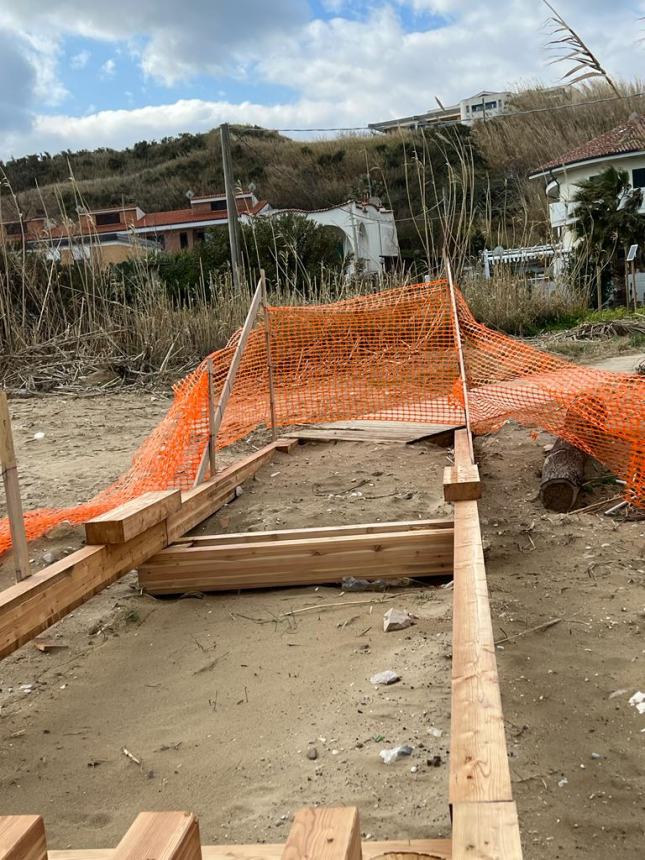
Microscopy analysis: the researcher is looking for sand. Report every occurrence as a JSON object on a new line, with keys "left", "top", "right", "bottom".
{"left": 0, "top": 386, "right": 643, "bottom": 857}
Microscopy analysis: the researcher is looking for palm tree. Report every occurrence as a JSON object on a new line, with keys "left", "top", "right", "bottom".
{"left": 572, "top": 167, "right": 643, "bottom": 308}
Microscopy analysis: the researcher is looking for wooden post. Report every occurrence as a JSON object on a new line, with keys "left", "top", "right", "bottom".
{"left": 193, "top": 278, "right": 264, "bottom": 487}
{"left": 260, "top": 269, "right": 277, "bottom": 440}
{"left": 0, "top": 391, "right": 31, "bottom": 581}
{"left": 444, "top": 256, "right": 474, "bottom": 464}
{"left": 207, "top": 358, "right": 217, "bottom": 477}
{"left": 220, "top": 123, "right": 242, "bottom": 293}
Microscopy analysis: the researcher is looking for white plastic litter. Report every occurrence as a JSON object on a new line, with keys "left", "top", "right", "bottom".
{"left": 628, "top": 691, "right": 645, "bottom": 714}
{"left": 379, "top": 744, "right": 413, "bottom": 764}
{"left": 33, "top": 432, "right": 45, "bottom": 441}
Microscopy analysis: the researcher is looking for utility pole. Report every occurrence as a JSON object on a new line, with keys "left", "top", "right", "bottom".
{"left": 220, "top": 123, "right": 242, "bottom": 291}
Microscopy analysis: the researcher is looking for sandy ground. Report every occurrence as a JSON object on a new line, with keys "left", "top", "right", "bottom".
{"left": 0, "top": 357, "right": 644, "bottom": 857}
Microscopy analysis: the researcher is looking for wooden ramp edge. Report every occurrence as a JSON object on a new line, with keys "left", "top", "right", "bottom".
{"left": 0, "top": 440, "right": 288, "bottom": 660}
{"left": 448, "top": 429, "right": 522, "bottom": 859}
{"left": 0, "top": 807, "right": 452, "bottom": 860}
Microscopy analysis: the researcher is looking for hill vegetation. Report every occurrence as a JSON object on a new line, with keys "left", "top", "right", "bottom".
{"left": 1, "top": 80, "right": 645, "bottom": 389}
{"left": 2, "top": 81, "right": 644, "bottom": 259}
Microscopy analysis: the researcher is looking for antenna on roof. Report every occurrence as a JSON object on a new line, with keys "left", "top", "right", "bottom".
{"left": 435, "top": 96, "right": 446, "bottom": 110}
{"left": 185, "top": 189, "right": 194, "bottom": 200}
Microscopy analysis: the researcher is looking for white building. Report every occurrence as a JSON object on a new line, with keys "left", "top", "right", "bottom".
{"left": 369, "top": 90, "right": 512, "bottom": 133}
{"left": 262, "top": 200, "right": 400, "bottom": 275}
{"left": 530, "top": 114, "right": 645, "bottom": 252}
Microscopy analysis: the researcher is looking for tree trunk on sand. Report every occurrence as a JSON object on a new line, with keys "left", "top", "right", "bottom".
{"left": 540, "top": 439, "right": 587, "bottom": 512}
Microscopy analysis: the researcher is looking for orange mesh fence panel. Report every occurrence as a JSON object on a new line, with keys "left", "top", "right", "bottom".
{"left": 0, "top": 280, "right": 643, "bottom": 553}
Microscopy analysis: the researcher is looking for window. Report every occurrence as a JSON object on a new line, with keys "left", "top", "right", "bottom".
{"left": 4, "top": 221, "right": 22, "bottom": 235}
{"left": 180, "top": 231, "right": 189, "bottom": 249}
{"left": 95, "top": 211, "right": 121, "bottom": 226}
{"left": 632, "top": 167, "right": 645, "bottom": 188}
{"left": 210, "top": 199, "right": 227, "bottom": 211}
{"left": 195, "top": 230, "right": 205, "bottom": 242}
{"left": 485, "top": 100, "right": 497, "bottom": 110}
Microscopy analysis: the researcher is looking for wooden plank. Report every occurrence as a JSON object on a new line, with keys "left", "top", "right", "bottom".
{"left": 113, "top": 812, "right": 201, "bottom": 860}
{"left": 176, "top": 518, "right": 454, "bottom": 546}
{"left": 294, "top": 429, "right": 411, "bottom": 445}
{"left": 0, "top": 391, "right": 31, "bottom": 581}
{"left": 453, "top": 429, "right": 472, "bottom": 467}
{"left": 0, "top": 442, "right": 279, "bottom": 660}
{"left": 85, "top": 490, "right": 181, "bottom": 545}
{"left": 139, "top": 528, "right": 454, "bottom": 594}
{"left": 0, "top": 815, "right": 47, "bottom": 860}
{"left": 273, "top": 438, "right": 299, "bottom": 454}
{"left": 48, "top": 837, "right": 452, "bottom": 860}
{"left": 168, "top": 442, "right": 278, "bottom": 542}
{"left": 282, "top": 808, "right": 361, "bottom": 860}
{"left": 443, "top": 465, "right": 481, "bottom": 503}
{"left": 449, "top": 498, "right": 512, "bottom": 803}
{"left": 452, "top": 802, "right": 522, "bottom": 859}
{"left": 445, "top": 260, "right": 474, "bottom": 464}
{"left": 260, "top": 271, "right": 277, "bottom": 441}
{"left": 0, "top": 522, "right": 167, "bottom": 659}
{"left": 194, "top": 279, "right": 264, "bottom": 486}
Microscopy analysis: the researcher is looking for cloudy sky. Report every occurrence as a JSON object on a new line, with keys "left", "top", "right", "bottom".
{"left": 0, "top": 0, "right": 643, "bottom": 159}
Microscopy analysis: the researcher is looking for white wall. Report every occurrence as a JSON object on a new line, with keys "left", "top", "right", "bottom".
{"left": 264, "top": 201, "right": 400, "bottom": 275}
{"left": 545, "top": 152, "right": 645, "bottom": 250}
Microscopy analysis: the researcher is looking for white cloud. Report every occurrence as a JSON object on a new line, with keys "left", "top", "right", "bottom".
{"left": 100, "top": 57, "right": 116, "bottom": 78}
{"left": 0, "top": 0, "right": 643, "bottom": 159}
{"left": 70, "top": 49, "right": 90, "bottom": 69}
{"left": 0, "top": 0, "right": 308, "bottom": 85}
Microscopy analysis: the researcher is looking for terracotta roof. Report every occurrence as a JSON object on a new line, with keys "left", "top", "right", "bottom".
{"left": 533, "top": 114, "right": 645, "bottom": 174}
{"left": 136, "top": 199, "right": 266, "bottom": 229}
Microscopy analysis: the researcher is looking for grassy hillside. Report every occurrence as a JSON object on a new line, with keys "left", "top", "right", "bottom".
{"left": 2, "top": 81, "right": 644, "bottom": 255}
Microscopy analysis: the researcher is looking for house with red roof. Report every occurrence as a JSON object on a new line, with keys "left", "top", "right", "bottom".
{"left": 530, "top": 114, "right": 645, "bottom": 253}
{"left": 0, "top": 192, "right": 270, "bottom": 264}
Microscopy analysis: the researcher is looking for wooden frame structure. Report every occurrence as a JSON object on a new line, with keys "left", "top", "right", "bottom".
{"left": 0, "top": 425, "right": 522, "bottom": 857}
{"left": 1, "top": 278, "right": 523, "bottom": 860}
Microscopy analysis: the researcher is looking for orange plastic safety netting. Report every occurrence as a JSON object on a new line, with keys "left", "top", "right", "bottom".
{"left": 1, "top": 279, "right": 643, "bottom": 553}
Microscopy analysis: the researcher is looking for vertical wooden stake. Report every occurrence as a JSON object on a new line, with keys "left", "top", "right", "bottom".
{"left": 193, "top": 277, "right": 264, "bottom": 487}
{"left": 0, "top": 391, "right": 31, "bottom": 581}
{"left": 207, "top": 358, "right": 217, "bottom": 478}
{"left": 260, "top": 269, "right": 277, "bottom": 441}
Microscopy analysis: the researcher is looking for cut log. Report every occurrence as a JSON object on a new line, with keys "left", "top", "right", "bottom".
{"left": 539, "top": 439, "right": 586, "bottom": 512}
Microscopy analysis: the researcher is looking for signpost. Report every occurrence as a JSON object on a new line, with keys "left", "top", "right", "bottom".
{"left": 627, "top": 244, "right": 638, "bottom": 310}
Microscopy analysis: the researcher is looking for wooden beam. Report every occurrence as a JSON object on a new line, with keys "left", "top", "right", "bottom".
{"left": 0, "top": 391, "right": 31, "bottom": 582}
{"left": 0, "top": 815, "right": 47, "bottom": 860}
{"left": 0, "top": 442, "right": 280, "bottom": 660}
{"left": 113, "top": 812, "right": 201, "bottom": 860}
{"left": 174, "top": 518, "right": 454, "bottom": 546}
{"left": 449, "top": 496, "right": 511, "bottom": 803}
{"left": 260, "top": 270, "right": 277, "bottom": 441}
{"left": 445, "top": 261, "right": 474, "bottom": 464}
{"left": 48, "top": 838, "right": 452, "bottom": 860}
{"left": 273, "top": 437, "right": 299, "bottom": 454}
{"left": 85, "top": 490, "right": 181, "bottom": 545}
{"left": 453, "top": 429, "right": 472, "bottom": 466}
{"left": 194, "top": 279, "right": 264, "bottom": 486}
{"left": 282, "top": 808, "right": 361, "bottom": 860}
{"left": 452, "top": 802, "right": 522, "bottom": 859}
{"left": 207, "top": 358, "right": 216, "bottom": 477}
{"left": 167, "top": 442, "right": 279, "bottom": 542}
{"left": 139, "top": 528, "right": 454, "bottom": 595}
{"left": 443, "top": 464, "right": 481, "bottom": 502}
